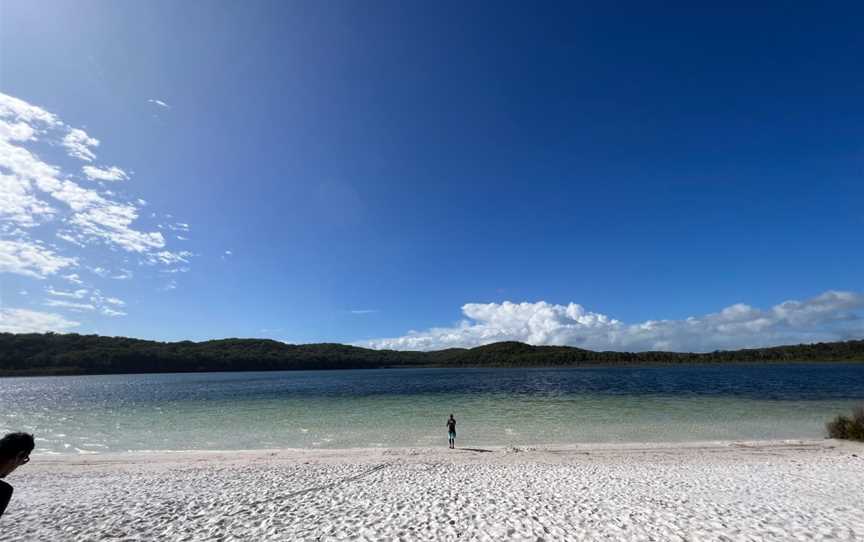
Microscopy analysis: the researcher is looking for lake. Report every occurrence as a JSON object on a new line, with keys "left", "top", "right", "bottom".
{"left": 2, "top": 364, "right": 863, "bottom": 454}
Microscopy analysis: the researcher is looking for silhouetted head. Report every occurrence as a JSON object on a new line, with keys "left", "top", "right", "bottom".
{"left": 449, "top": 414, "right": 454, "bottom": 419}
{"left": 0, "top": 432, "right": 34, "bottom": 478}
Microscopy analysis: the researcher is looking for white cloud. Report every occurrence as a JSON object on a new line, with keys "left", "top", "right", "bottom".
{"left": 364, "top": 291, "right": 864, "bottom": 352}
{"left": 56, "top": 231, "right": 86, "bottom": 247}
{"left": 100, "top": 307, "right": 126, "bottom": 317}
{"left": 111, "top": 268, "right": 133, "bottom": 280}
{"left": 43, "top": 299, "right": 96, "bottom": 312}
{"left": 72, "top": 290, "right": 128, "bottom": 318}
{"left": 148, "top": 250, "right": 192, "bottom": 265}
{"left": 0, "top": 172, "right": 56, "bottom": 227}
{"left": 37, "top": 289, "right": 122, "bottom": 318}
{"left": 0, "top": 93, "right": 183, "bottom": 264}
{"left": 0, "top": 121, "right": 36, "bottom": 142}
{"left": 0, "top": 308, "right": 79, "bottom": 333}
{"left": 46, "top": 287, "right": 88, "bottom": 299}
{"left": 350, "top": 309, "right": 378, "bottom": 315}
{"left": 82, "top": 165, "right": 129, "bottom": 182}
{"left": 0, "top": 94, "right": 60, "bottom": 127}
{"left": 63, "top": 273, "right": 83, "bottom": 284}
{"left": 84, "top": 290, "right": 128, "bottom": 317}
{"left": 62, "top": 128, "right": 99, "bottom": 162}
{"left": 160, "top": 266, "right": 190, "bottom": 274}
{"left": 0, "top": 239, "right": 76, "bottom": 279}
{"left": 48, "top": 179, "right": 108, "bottom": 211}
{"left": 70, "top": 203, "right": 166, "bottom": 252}
{"left": 0, "top": 92, "right": 194, "bottom": 322}
{"left": 148, "top": 99, "right": 170, "bottom": 109}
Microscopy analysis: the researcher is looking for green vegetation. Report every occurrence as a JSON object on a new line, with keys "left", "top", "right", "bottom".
{"left": 826, "top": 406, "right": 864, "bottom": 441}
{"left": 0, "top": 333, "right": 863, "bottom": 376}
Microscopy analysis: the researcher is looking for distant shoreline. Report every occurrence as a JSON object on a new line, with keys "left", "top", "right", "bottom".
{"left": 2, "top": 332, "right": 863, "bottom": 377}
{"left": 3, "top": 358, "right": 864, "bottom": 378}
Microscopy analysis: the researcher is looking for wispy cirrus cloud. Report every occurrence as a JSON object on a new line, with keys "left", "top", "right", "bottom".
{"left": 364, "top": 291, "right": 864, "bottom": 352}
{"left": 44, "top": 298, "right": 96, "bottom": 312}
{"left": 0, "top": 92, "right": 193, "bottom": 321}
{"left": 82, "top": 165, "right": 129, "bottom": 182}
{"left": 63, "top": 273, "right": 83, "bottom": 284}
{"left": 40, "top": 288, "right": 127, "bottom": 317}
{"left": 148, "top": 98, "right": 170, "bottom": 109}
{"left": 90, "top": 267, "right": 133, "bottom": 280}
{"left": 46, "top": 287, "right": 88, "bottom": 299}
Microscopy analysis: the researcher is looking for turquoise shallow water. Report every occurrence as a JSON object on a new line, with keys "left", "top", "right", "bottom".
{"left": 1, "top": 364, "right": 862, "bottom": 453}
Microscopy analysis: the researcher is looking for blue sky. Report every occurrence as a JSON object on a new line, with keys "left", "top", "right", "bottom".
{"left": 1, "top": 1, "right": 862, "bottom": 351}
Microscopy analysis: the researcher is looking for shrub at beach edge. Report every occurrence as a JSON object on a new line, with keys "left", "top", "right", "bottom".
{"left": 826, "top": 406, "right": 864, "bottom": 441}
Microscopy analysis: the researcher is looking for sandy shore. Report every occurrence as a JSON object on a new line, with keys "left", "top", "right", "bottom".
{"left": 2, "top": 439, "right": 863, "bottom": 541}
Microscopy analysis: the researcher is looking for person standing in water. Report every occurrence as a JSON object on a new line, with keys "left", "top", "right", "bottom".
{"left": 446, "top": 414, "right": 456, "bottom": 449}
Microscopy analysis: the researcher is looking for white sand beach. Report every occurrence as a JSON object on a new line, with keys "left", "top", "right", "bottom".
{"left": 2, "top": 439, "right": 863, "bottom": 541}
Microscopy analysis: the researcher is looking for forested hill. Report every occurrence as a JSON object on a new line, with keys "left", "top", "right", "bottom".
{"left": 1, "top": 333, "right": 863, "bottom": 376}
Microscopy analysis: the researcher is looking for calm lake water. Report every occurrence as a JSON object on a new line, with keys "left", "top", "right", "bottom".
{"left": 2, "top": 364, "right": 863, "bottom": 454}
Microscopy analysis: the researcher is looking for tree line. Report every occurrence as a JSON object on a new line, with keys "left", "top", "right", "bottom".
{"left": 0, "top": 333, "right": 862, "bottom": 376}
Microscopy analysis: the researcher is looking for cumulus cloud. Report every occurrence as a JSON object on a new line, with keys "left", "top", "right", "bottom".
{"left": 82, "top": 165, "right": 129, "bottom": 182}
{"left": 0, "top": 308, "right": 79, "bottom": 333}
{"left": 364, "top": 291, "right": 864, "bottom": 352}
